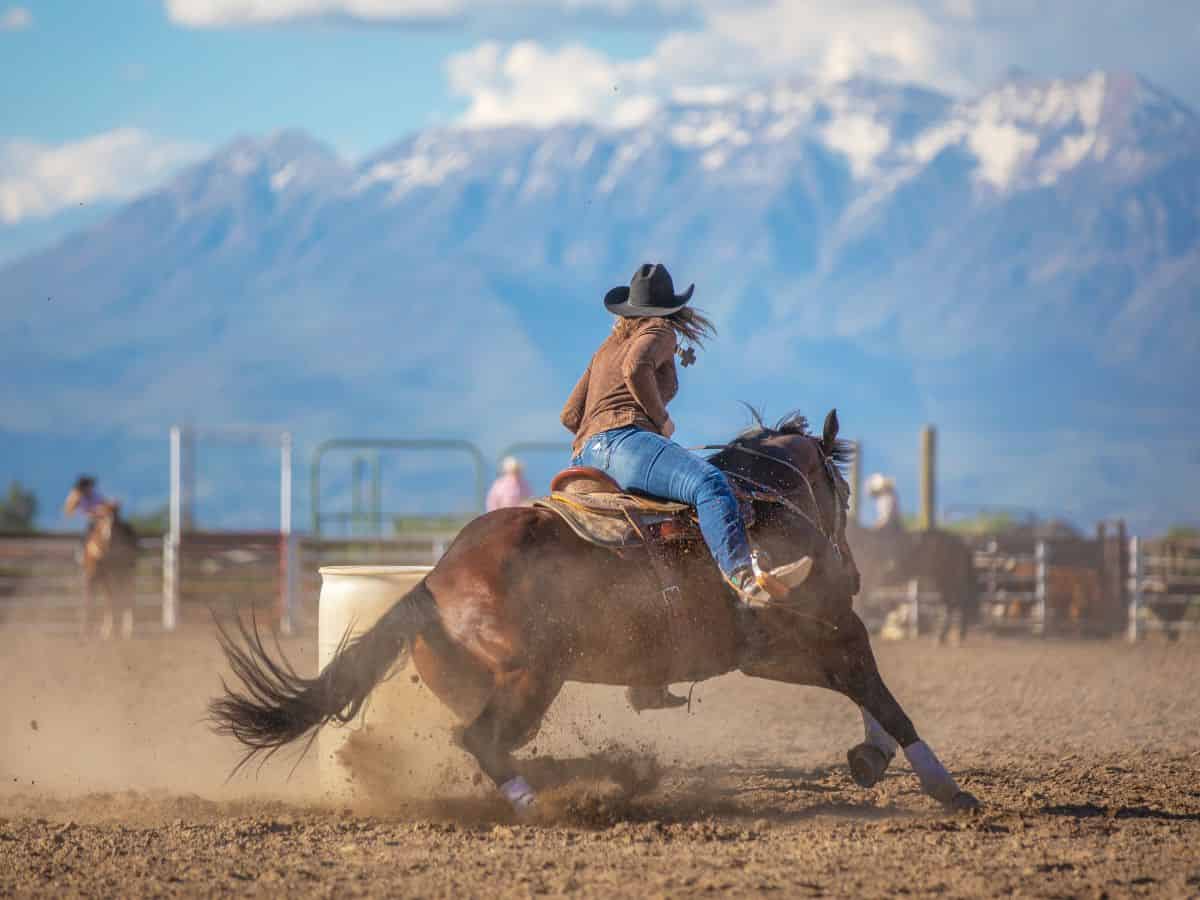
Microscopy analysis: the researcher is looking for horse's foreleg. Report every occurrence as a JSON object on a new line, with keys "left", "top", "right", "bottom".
{"left": 828, "top": 613, "right": 978, "bottom": 809}
{"left": 742, "top": 611, "right": 978, "bottom": 809}
{"left": 847, "top": 706, "right": 898, "bottom": 788}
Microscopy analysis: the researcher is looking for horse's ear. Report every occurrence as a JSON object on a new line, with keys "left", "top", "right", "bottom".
{"left": 822, "top": 408, "right": 839, "bottom": 453}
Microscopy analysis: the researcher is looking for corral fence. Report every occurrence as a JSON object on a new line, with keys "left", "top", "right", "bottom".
{"left": 4, "top": 528, "right": 1198, "bottom": 641}
{"left": 967, "top": 525, "right": 1129, "bottom": 638}
{"left": 953, "top": 527, "right": 1199, "bottom": 641}
{"left": 1128, "top": 536, "right": 1200, "bottom": 640}
{"left": 1, "top": 530, "right": 453, "bottom": 634}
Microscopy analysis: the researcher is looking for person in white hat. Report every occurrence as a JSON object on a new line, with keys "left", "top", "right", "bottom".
{"left": 866, "top": 473, "right": 903, "bottom": 533}
{"left": 486, "top": 456, "right": 532, "bottom": 511}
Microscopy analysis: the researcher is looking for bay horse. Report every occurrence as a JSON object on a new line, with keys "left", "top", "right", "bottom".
{"left": 847, "top": 524, "right": 978, "bottom": 643}
{"left": 211, "top": 410, "right": 979, "bottom": 812}
{"left": 82, "top": 503, "right": 139, "bottom": 639}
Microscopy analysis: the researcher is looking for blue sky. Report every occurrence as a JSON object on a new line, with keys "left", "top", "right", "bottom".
{"left": 2, "top": 2, "right": 477, "bottom": 153}
{"left": 0, "top": 1, "right": 661, "bottom": 153}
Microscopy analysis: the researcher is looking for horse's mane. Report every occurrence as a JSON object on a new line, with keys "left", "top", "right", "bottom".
{"left": 724, "top": 405, "right": 856, "bottom": 475}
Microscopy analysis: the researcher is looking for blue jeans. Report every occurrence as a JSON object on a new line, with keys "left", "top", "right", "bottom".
{"left": 572, "top": 426, "right": 752, "bottom": 577}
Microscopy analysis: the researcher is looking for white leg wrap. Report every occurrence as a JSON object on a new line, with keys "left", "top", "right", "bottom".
{"left": 500, "top": 776, "right": 536, "bottom": 812}
{"left": 903, "top": 741, "right": 960, "bottom": 804}
{"left": 860, "top": 707, "right": 899, "bottom": 759}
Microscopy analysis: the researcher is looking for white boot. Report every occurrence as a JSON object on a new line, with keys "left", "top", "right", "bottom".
{"left": 729, "top": 551, "right": 814, "bottom": 608}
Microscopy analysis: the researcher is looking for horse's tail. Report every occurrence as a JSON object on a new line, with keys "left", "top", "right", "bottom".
{"left": 208, "top": 580, "right": 439, "bottom": 772}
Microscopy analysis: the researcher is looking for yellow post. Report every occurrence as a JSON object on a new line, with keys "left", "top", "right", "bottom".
{"left": 919, "top": 426, "right": 936, "bottom": 531}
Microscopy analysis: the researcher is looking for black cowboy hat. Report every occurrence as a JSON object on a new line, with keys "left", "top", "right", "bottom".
{"left": 604, "top": 263, "right": 694, "bottom": 318}
{"left": 75, "top": 475, "right": 96, "bottom": 491}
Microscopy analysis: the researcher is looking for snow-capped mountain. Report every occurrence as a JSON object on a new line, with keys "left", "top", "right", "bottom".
{"left": 3, "top": 71, "right": 1197, "bottom": 532}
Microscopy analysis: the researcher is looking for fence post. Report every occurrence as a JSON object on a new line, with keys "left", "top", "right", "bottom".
{"left": 1035, "top": 540, "right": 1048, "bottom": 636}
{"left": 162, "top": 536, "right": 178, "bottom": 631}
{"left": 1126, "top": 536, "right": 1141, "bottom": 643}
{"left": 163, "top": 426, "right": 182, "bottom": 631}
{"left": 279, "top": 532, "right": 298, "bottom": 636}
{"left": 279, "top": 432, "right": 295, "bottom": 634}
{"left": 907, "top": 578, "right": 920, "bottom": 639}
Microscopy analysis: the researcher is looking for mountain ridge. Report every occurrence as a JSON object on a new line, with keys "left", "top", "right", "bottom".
{"left": 3, "top": 69, "right": 1197, "bottom": 533}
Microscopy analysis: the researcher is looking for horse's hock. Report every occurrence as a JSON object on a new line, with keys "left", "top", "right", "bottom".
{"left": 317, "top": 566, "right": 485, "bottom": 802}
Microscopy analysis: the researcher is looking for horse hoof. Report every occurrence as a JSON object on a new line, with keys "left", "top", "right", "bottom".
{"left": 847, "top": 743, "right": 891, "bottom": 789}
{"left": 945, "top": 790, "right": 981, "bottom": 812}
{"left": 500, "top": 776, "right": 536, "bottom": 815}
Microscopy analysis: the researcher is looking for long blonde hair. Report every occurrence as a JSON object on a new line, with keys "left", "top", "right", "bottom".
{"left": 611, "top": 307, "right": 717, "bottom": 363}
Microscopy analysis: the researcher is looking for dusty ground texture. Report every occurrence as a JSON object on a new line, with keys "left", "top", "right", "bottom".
{"left": 2, "top": 631, "right": 1199, "bottom": 898}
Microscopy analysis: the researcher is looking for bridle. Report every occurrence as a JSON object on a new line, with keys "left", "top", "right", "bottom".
{"left": 694, "top": 439, "right": 846, "bottom": 563}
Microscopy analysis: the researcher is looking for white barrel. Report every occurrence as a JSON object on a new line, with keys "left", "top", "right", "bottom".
{"left": 317, "top": 565, "right": 485, "bottom": 803}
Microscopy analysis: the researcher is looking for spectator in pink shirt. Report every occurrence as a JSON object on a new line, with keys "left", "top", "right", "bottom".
{"left": 486, "top": 457, "right": 532, "bottom": 511}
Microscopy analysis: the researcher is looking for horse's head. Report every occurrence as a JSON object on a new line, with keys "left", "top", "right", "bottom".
{"left": 709, "top": 408, "right": 861, "bottom": 607}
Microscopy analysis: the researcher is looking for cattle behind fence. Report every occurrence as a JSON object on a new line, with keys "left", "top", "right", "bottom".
{"left": 969, "top": 530, "right": 1127, "bottom": 637}
{"left": 1127, "top": 536, "right": 1200, "bottom": 641}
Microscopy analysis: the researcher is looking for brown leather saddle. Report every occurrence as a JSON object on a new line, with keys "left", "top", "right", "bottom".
{"left": 532, "top": 466, "right": 753, "bottom": 552}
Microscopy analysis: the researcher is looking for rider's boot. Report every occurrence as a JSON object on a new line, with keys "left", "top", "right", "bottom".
{"left": 626, "top": 684, "right": 688, "bottom": 712}
{"left": 729, "top": 551, "right": 814, "bottom": 608}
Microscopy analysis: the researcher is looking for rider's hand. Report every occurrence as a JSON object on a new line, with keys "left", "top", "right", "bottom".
{"left": 661, "top": 416, "right": 676, "bottom": 439}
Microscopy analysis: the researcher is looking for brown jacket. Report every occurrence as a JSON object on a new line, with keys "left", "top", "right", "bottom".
{"left": 561, "top": 319, "right": 678, "bottom": 455}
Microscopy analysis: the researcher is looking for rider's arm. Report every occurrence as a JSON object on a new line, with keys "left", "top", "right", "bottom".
{"left": 621, "top": 326, "right": 676, "bottom": 430}
{"left": 64, "top": 489, "right": 81, "bottom": 516}
{"left": 560, "top": 364, "right": 591, "bottom": 433}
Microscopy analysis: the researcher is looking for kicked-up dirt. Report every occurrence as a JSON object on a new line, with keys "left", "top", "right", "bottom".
{"left": 1, "top": 630, "right": 1199, "bottom": 897}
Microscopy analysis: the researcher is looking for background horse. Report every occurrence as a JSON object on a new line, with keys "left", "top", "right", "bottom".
{"left": 847, "top": 523, "right": 978, "bottom": 643}
{"left": 83, "top": 503, "right": 139, "bottom": 639}
{"left": 211, "top": 410, "right": 978, "bottom": 812}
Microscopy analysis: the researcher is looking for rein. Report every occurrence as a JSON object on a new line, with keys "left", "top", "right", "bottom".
{"left": 691, "top": 442, "right": 843, "bottom": 561}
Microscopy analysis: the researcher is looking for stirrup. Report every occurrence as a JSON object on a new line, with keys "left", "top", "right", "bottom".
{"left": 757, "top": 551, "right": 813, "bottom": 591}
{"left": 731, "top": 552, "right": 814, "bottom": 608}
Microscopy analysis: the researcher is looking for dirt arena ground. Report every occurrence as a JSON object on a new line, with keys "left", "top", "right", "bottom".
{"left": 2, "top": 629, "right": 1198, "bottom": 898}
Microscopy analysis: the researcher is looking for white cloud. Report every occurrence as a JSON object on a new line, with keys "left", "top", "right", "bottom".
{"left": 0, "top": 129, "right": 204, "bottom": 224}
{"left": 445, "top": 1, "right": 976, "bottom": 130}
{"left": 166, "top": 0, "right": 458, "bottom": 26}
{"left": 164, "top": 0, "right": 692, "bottom": 27}
{"left": 0, "top": 5, "right": 31, "bottom": 30}
{"left": 442, "top": 0, "right": 1200, "bottom": 131}
{"left": 447, "top": 40, "right": 661, "bottom": 129}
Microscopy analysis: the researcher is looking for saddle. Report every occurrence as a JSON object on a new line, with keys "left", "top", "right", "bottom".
{"left": 532, "top": 466, "right": 754, "bottom": 552}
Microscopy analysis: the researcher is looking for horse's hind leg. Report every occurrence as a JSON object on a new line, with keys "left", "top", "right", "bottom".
{"left": 459, "top": 668, "right": 563, "bottom": 813}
